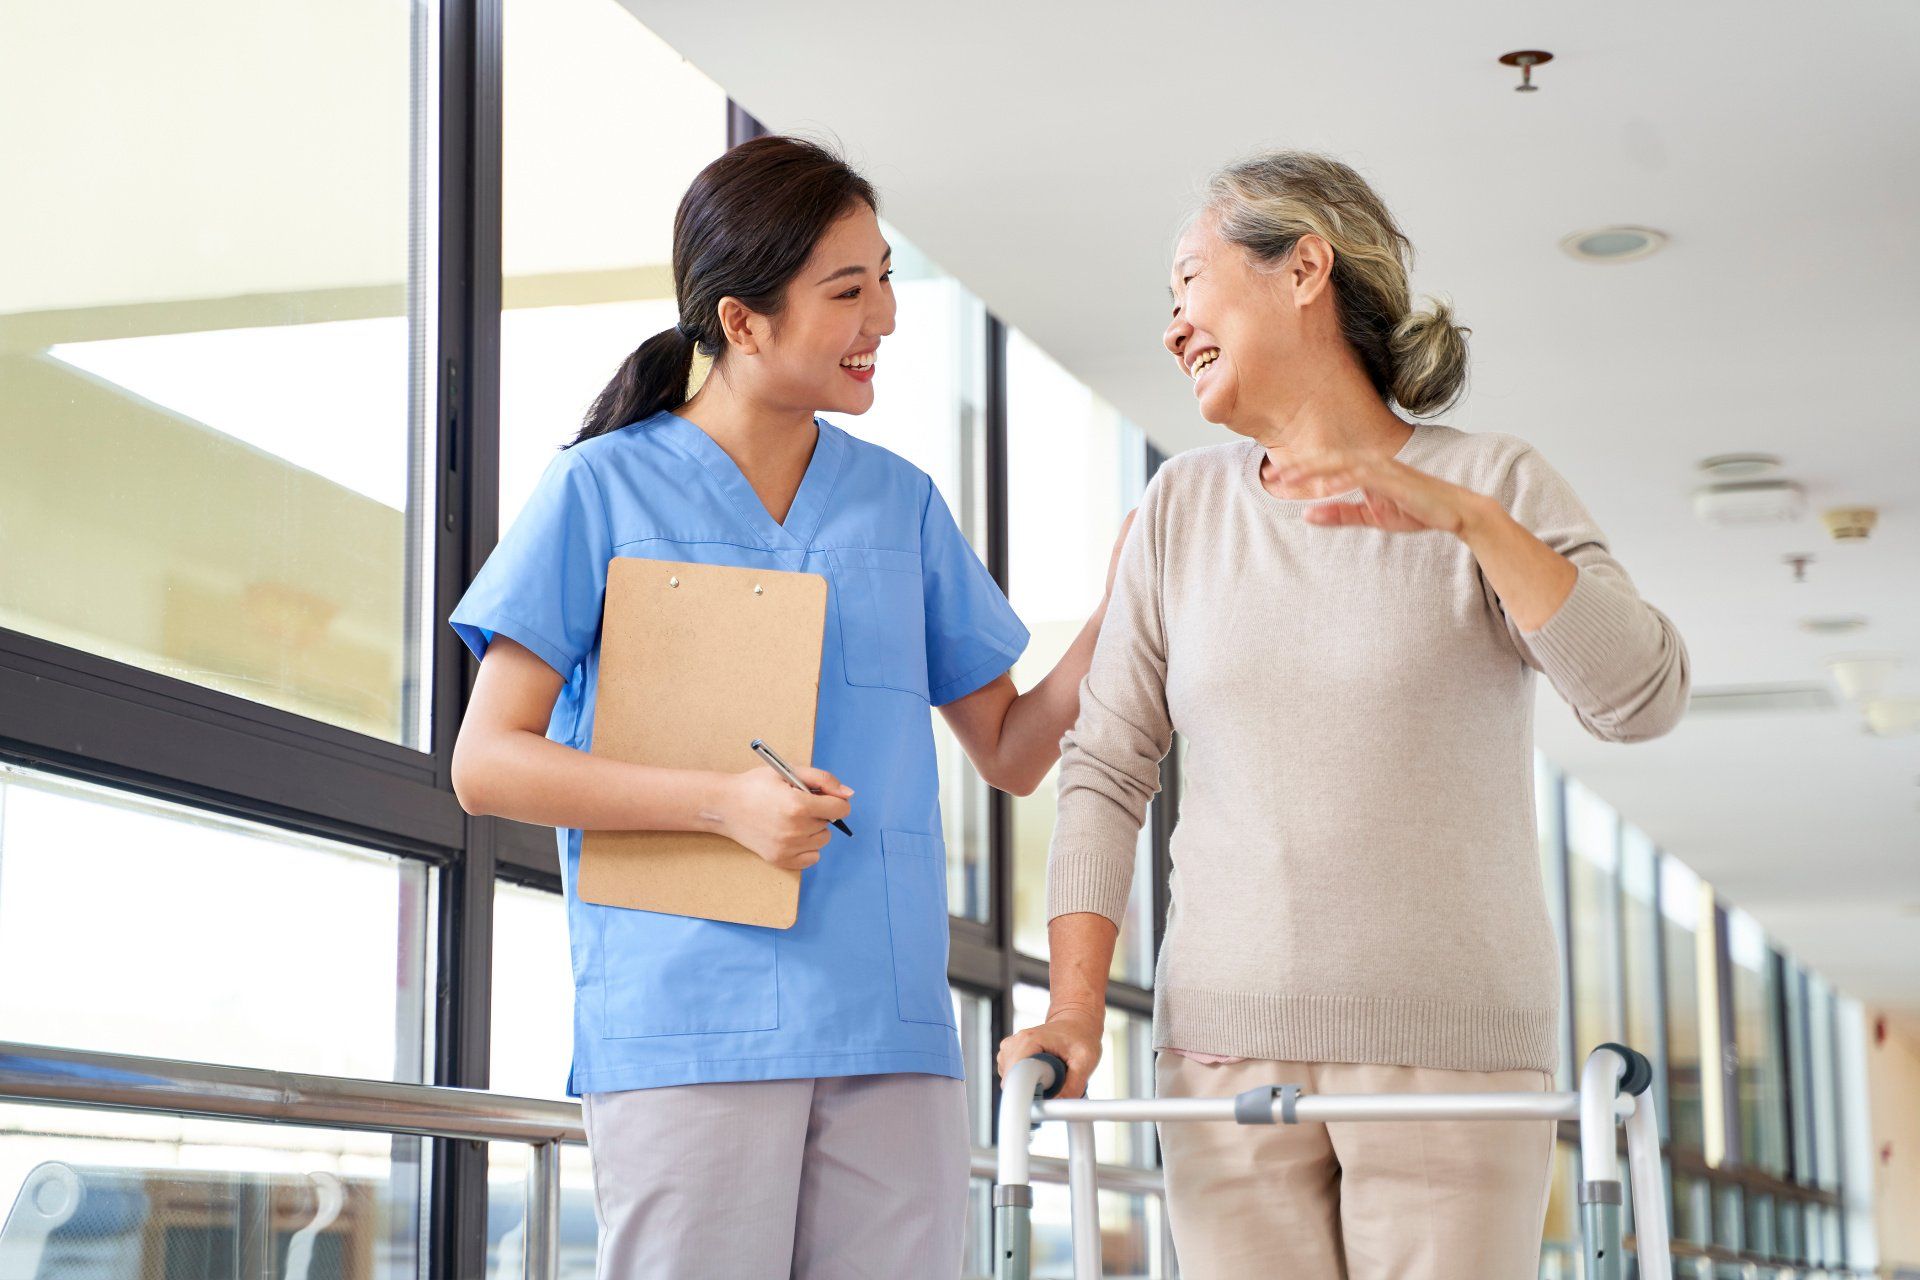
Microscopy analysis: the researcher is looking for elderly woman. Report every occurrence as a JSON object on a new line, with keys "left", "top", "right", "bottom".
{"left": 997, "top": 151, "right": 1689, "bottom": 1279}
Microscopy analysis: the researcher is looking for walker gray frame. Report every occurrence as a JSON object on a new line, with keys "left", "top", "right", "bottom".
{"left": 994, "top": 1043, "right": 1671, "bottom": 1280}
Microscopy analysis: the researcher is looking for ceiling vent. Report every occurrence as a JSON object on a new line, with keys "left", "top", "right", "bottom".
{"left": 1693, "top": 479, "right": 1807, "bottom": 527}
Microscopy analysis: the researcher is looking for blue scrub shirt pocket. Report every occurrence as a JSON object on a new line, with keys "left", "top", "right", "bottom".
{"left": 827, "top": 548, "right": 931, "bottom": 700}
{"left": 880, "top": 830, "right": 955, "bottom": 1027}
{"left": 598, "top": 910, "right": 779, "bottom": 1038}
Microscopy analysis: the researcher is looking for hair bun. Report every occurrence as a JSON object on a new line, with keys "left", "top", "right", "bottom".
{"left": 1388, "top": 298, "right": 1470, "bottom": 418}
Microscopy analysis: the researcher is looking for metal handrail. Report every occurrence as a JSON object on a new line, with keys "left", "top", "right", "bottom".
{"left": 0, "top": 1040, "right": 583, "bottom": 1144}
{"left": 0, "top": 1041, "right": 1163, "bottom": 1279}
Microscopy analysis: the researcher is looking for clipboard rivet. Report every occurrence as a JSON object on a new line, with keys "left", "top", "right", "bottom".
{"left": 754, "top": 584, "right": 764, "bottom": 595}
{"left": 668, "top": 576, "right": 680, "bottom": 587}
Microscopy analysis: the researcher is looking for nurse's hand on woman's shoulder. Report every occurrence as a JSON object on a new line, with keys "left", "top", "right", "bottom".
{"left": 716, "top": 766, "right": 854, "bottom": 872}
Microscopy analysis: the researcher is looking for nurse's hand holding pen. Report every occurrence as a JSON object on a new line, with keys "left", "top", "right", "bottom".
{"left": 716, "top": 765, "right": 854, "bottom": 872}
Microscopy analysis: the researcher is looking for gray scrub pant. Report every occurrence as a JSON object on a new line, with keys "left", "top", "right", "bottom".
{"left": 582, "top": 1072, "right": 970, "bottom": 1279}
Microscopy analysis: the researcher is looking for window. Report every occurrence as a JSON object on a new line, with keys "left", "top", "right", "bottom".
{"left": 0, "top": 762, "right": 435, "bottom": 1279}
{"left": 0, "top": 1110, "right": 427, "bottom": 1280}
{"left": 1533, "top": 755, "right": 1574, "bottom": 1087}
{"left": 0, "top": 763, "right": 433, "bottom": 1080}
{"left": 1727, "top": 908, "right": 1788, "bottom": 1177}
{"left": 490, "top": 879, "right": 577, "bottom": 1101}
{"left": 497, "top": 2, "right": 727, "bottom": 527}
{"left": 1620, "top": 826, "right": 1666, "bottom": 1125}
{"left": 1005, "top": 331, "right": 1152, "bottom": 983}
{"left": 1660, "top": 856, "right": 1708, "bottom": 1151}
{"left": 1564, "top": 779, "right": 1623, "bottom": 1062}
{"left": 2, "top": 0, "right": 441, "bottom": 747}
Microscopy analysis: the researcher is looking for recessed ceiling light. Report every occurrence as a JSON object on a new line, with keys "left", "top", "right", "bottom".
{"left": 1561, "top": 226, "right": 1670, "bottom": 263}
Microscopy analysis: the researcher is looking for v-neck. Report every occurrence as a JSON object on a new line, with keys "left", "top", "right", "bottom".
{"left": 658, "top": 411, "right": 846, "bottom": 554}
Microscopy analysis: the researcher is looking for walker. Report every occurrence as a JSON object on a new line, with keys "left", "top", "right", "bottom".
{"left": 995, "top": 1043, "right": 1672, "bottom": 1280}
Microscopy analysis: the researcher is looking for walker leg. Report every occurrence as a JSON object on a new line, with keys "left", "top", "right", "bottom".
{"left": 994, "top": 1194, "right": 1033, "bottom": 1280}
{"left": 1624, "top": 1082, "right": 1673, "bottom": 1280}
{"left": 1578, "top": 1047, "right": 1630, "bottom": 1280}
{"left": 1067, "top": 1119, "right": 1101, "bottom": 1280}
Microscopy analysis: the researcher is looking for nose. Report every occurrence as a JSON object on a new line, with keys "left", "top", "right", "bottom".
{"left": 1164, "top": 310, "right": 1191, "bottom": 362}
{"left": 871, "top": 279, "right": 898, "bottom": 338}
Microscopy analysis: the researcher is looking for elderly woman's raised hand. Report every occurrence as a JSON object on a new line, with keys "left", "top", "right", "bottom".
{"left": 1277, "top": 451, "right": 1496, "bottom": 538}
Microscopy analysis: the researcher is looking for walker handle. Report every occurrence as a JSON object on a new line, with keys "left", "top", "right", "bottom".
{"left": 1028, "top": 1052, "right": 1069, "bottom": 1101}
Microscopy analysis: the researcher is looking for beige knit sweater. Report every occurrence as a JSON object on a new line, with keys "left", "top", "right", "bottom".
{"left": 1046, "top": 427, "right": 1690, "bottom": 1073}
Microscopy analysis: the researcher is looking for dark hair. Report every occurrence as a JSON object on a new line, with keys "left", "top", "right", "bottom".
{"left": 571, "top": 136, "right": 879, "bottom": 446}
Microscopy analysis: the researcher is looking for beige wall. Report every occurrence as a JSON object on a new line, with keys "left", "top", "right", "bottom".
{"left": 1864, "top": 1013, "right": 1920, "bottom": 1270}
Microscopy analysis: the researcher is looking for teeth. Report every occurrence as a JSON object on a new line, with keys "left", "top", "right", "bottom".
{"left": 841, "top": 353, "right": 875, "bottom": 369}
{"left": 1190, "top": 349, "right": 1219, "bottom": 376}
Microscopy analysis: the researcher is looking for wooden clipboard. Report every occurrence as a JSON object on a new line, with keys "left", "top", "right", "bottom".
{"left": 578, "top": 556, "right": 827, "bottom": 929}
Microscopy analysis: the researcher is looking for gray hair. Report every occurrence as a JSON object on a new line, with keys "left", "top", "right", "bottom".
{"left": 1196, "top": 151, "right": 1469, "bottom": 418}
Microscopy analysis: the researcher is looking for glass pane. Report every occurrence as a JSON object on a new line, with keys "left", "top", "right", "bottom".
{"left": 498, "top": 3, "right": 726, "bottom": 520}
{"left": 1620, "top": 827, "right": 1665, "bottom": 1126}
{"left": 0, "top": 1105, "right": 424, "bottom": 1280}
{"left": 1565, "top": 779, "right": 1622, "bottom": 1061}
{"left": 1534, "top": 755, "right": 1574, "bottom": 1090}
{"left": 825, "top": 230, "right": 993, "bottom": 922}
{"left": 1728, "top": 909, "right": 1787, "bottom": 1177}
{"left": 484, "top": 1143, "right": 596, "bottom": 1279}
{"left": 491, "top": 881, "right": 576, "bottom": 1100}
{"left": 1783, "top": 958, "right": 1813, "bottom": 1183}
{"left": 1671, "top": 1169, "right": 1711, "bottom": 1246}
{"left": 952, "top": 987, "right": 996, "bottom": 1148}
{"left": 1028, "top": 1185, "right": 1166, "bottom": 1280}
{"left": 3, "top": 0, "right": 440, "bottom": 747}
{"left": 0, "top": 763, "right": 432, "bottom": 1080}
{"left": 1661, "top": 856, "right": 1707, "bottom": 1151}
{"left": 1712, "top": 1182, "right": 1743, "bottom": 1252}
{"left": 1806, "top": 974, "right": 1840, "bottom": 1190}
{"left": 1016, "top": 987, "right": 1155, "bottom": 1169}
{"left": 1006, "top": 331, "right": 1149, "bottom": 980}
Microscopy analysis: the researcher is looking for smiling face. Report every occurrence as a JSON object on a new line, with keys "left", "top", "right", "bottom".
{"left": 1164, "top": 214, "right": 1312, "bottom": 436}
{"left": 740, "top": 203, "right": 897, "bottom": 417}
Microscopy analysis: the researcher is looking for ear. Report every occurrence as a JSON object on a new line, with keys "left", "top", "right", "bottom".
{"left": 1290, "top": 233, "right": 1337, "bottom": 307}
{"left": 714, "top": 296, "right": 765, "bottom": 356}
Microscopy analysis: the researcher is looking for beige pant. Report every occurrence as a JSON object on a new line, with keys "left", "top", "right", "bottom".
{"left": 1156, "top": 1052, "right": 1556, "bottom": 1280}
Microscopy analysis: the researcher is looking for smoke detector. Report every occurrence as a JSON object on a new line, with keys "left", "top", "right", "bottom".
{"left": 1821, "top": 507, "right": 1878, "bottom": 542}
{"left": 1693, "top": 479, "right": 1806, "bottom": 527}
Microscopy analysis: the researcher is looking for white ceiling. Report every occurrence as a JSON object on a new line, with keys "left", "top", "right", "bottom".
{"left": 626, "top": 0, "right": 1920, "bottom": 1020}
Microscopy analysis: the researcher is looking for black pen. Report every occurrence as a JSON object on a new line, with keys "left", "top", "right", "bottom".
{"left": 749, "top": 739, "right": 853, "bottom": 837}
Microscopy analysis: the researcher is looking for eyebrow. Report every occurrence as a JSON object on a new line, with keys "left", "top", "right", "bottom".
{"left": 1168, "top": 254, "right": 1201, "bottom": 300}
{"left": 817, "top": 246, "right": 893, "bottom": 286}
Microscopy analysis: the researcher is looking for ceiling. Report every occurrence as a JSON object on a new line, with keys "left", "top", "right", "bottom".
{"left": 626, "top": 0, "right": 1920, "bottom": 1021}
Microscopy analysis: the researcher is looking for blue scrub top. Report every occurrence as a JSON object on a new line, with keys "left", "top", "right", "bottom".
{"left": 450, "top": 411, "right": 1028, "bottom": 1094}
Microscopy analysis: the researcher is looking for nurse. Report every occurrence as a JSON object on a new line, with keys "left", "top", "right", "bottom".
{"left": 449, "top": 136, "right": 1127, "bottom": 1277}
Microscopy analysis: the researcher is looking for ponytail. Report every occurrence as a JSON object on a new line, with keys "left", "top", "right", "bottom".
{"left": 573, "top": 324, "right": 699, "bottom": 446}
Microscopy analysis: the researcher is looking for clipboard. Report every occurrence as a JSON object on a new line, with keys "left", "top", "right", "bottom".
{"left": 579, "top": 556, "right": 827, "bottom": 929}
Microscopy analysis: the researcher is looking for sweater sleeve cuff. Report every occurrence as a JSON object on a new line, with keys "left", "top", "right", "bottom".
{"left": 1519, "top": 566, "right": 1639, "bottom": 690}
{"left": 1046, "top": 850, "right": 1135, "bottom": 931}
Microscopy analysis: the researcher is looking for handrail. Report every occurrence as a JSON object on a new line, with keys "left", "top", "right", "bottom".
{"left": 0, "top": 1040, "right": 1165, "bottom": 1278}
{"left": 0, "top": 1040, "right": 583, "bottom": 1144}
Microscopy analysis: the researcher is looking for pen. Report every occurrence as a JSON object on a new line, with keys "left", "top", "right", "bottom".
{"left": 749, "top": 739, "right": 854, "bottom": 837}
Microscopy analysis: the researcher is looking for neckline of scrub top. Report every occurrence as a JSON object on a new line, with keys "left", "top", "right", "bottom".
{"left": 656, "top": 411, "right": 847, "bottom": 553}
